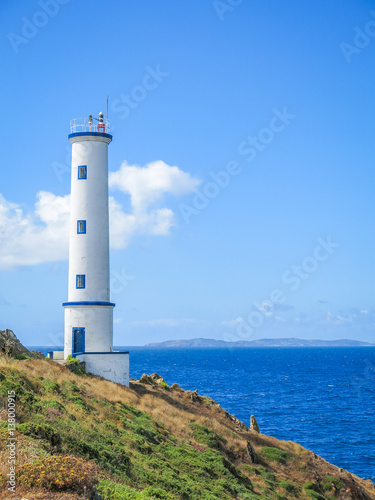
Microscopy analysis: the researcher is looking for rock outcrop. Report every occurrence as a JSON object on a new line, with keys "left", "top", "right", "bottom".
{"left": 170, "top": 382, "right": 182, "bottom": 391}
{"left": 250, "top": 414, "right": 260, "bottom": 433}
{"left": 224, "top": 410, "right": 249, "bottom": 432}
{"left": 139, "top": 373, "right": 154, "bottom": 385}
{"left": 139, "top": 372, "right": 168, "bottom": 387}
{"left": 0, "top": 329, "right": 44, "bottom": 359}
{"left": 189, "top": 389, "right": 204, "bottom": 403}
{"left": 246, "top": 440, "right": 258, "bottom": 463}
{"left": 150, "top": 372, "right": 167, "bottom": 385}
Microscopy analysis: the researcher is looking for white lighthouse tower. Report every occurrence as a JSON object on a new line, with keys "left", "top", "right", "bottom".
{"left": 62, "top": 112, "right": 129, "bottom": 386}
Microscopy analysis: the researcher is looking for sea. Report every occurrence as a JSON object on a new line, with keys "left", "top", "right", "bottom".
{"left": 32, "top": 346, "right": 375, "bottom": 482}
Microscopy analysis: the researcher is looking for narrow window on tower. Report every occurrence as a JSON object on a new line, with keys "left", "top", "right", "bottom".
{"left": 78, "top": 165, "right": 87, "bottom": 179}
{"left": 77, "top": 220, "right": 86, "bottom": 234}
{"left": 76, "top": 275, "right": 85, "bottom": 289}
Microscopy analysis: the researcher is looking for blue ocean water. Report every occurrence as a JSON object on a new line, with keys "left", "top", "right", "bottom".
{"left": 34, "top": 346, "right": 375, "bottom": 481}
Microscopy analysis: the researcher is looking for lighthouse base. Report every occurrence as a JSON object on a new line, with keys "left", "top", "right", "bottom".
{"left": 73, "top": 351, "right": 129, "bottom": 387}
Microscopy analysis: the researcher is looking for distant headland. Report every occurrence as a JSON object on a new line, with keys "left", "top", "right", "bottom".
{"left": 145, "top": 337, "right": 375, "bottom": 348}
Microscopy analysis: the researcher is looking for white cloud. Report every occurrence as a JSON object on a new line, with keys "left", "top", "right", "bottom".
{"left": 0, "top": 192, "right": 70, "bottom": 270}
{"left": 323, "top": 309, "right": 375, "bottom": 328}
{"left": 0, "top": 160, "right": 199, "bottom": 270}
{"left": 109, "top": 160, "right": 200, "bottom": 246}
{"left": 109, "top": 160, "right": 200, "bottom": 211}
{"left": 109, "top": 196, "right": 174, "bottom": 249}
{"left": 221, "top": 317, "right": 244, "bottom": 327}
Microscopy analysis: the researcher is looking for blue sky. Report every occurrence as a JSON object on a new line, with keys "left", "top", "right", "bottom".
{"left": 1, "top": 0, "right": 374, "bottom": 347}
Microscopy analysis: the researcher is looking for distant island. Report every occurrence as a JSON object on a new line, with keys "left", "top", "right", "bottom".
{"left": 145, "top": 337, "right": 375, "bottom": 348}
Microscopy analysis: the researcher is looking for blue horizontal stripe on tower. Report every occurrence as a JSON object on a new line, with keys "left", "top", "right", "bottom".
{"left": 68, "top": 132, "right": 112, "bottom": 140}
{"left": 62, "top": 301, "right": 115, "bottom": 307}
{"left": 72, "top": 351, "right": 129, "bottom": 357}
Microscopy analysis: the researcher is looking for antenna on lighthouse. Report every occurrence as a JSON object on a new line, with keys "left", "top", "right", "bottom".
{"left": 106, "top": 96, "right": 109, "bottom": 127}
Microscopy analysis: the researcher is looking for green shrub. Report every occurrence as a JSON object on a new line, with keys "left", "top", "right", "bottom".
{"left": 43, "top": 398, "right": 65, "bottom": 412}
{"left": 97, "top": 479, "right": 174, "bottom": 500}
{"left": 305, "top": 492, "right": 325, "bottom": 500}
{"left": 242, "top": 465, "right": 262, "bottom": 476}
{"left": 260, "top": 446, "right": 293, "bottom": 464}
{"left": 303, "top": 482, "right": 325, "bottom": 500}
{"left": 42, "top": 379, "right": 60, "bottom": 393}
{"left": 66, "top": 354, "right": 80, "bottom": 365}
{"left": 0, "top": 378, "right": 22, "bottom": 397}
{"left": 190, "top": 423, "right": 226, "bottom": 449}
{"left": 258, "top": 470, "right": 277, "bottom": 491}
{"left": 15, "top": 354, "right": 32, "bottom": 360}
{"left": 141, "top": 486, "right": 175, "bottom": 499}
{"left": 71, "top": 366, "right": 86, "bottom": 375}
{"left": 66, "top": 394, "right": 87, "bottom": 409}
{"left": 17, "top": 421, "right": 61, "bottom": 447}
{"left": 304, "top": 481, "right": 319, "bottom": 492}
{"left": 116, "top": 401, "right": 144, "bottom": 418}
{"left": 263, "top": 471, "right": 276, "bottom": 483}
{"left": 279, "top": 479, "right": 298, "bottom": 495}
{"left": 97, "top": 479, "right": 142, "bottom": 499}
{"left": 321, "top": 475, "right": 344, "bottom": 491}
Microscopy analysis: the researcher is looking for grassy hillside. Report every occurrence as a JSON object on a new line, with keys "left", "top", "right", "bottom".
{"left": 0, "top": 356, "right": 374, "bottom": 500}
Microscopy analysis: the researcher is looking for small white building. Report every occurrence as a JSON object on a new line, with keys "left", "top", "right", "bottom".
{"left": 60, "top": 112, "right": 129, "bottom": 386}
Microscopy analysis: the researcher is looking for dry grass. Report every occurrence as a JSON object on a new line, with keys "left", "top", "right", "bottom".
{"left": 127, "top": 381, "right": 248, "bottom": 455}
{"left": 0, "top": 359, "right": 225, "bottom": 443}
{"left": 0, "top": 489, "right": 82, "bottom": 500}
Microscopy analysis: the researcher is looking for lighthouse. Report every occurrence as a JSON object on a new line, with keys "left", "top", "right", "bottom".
{"left": 62, "top": 112, "right": 129, "bottom": 386}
